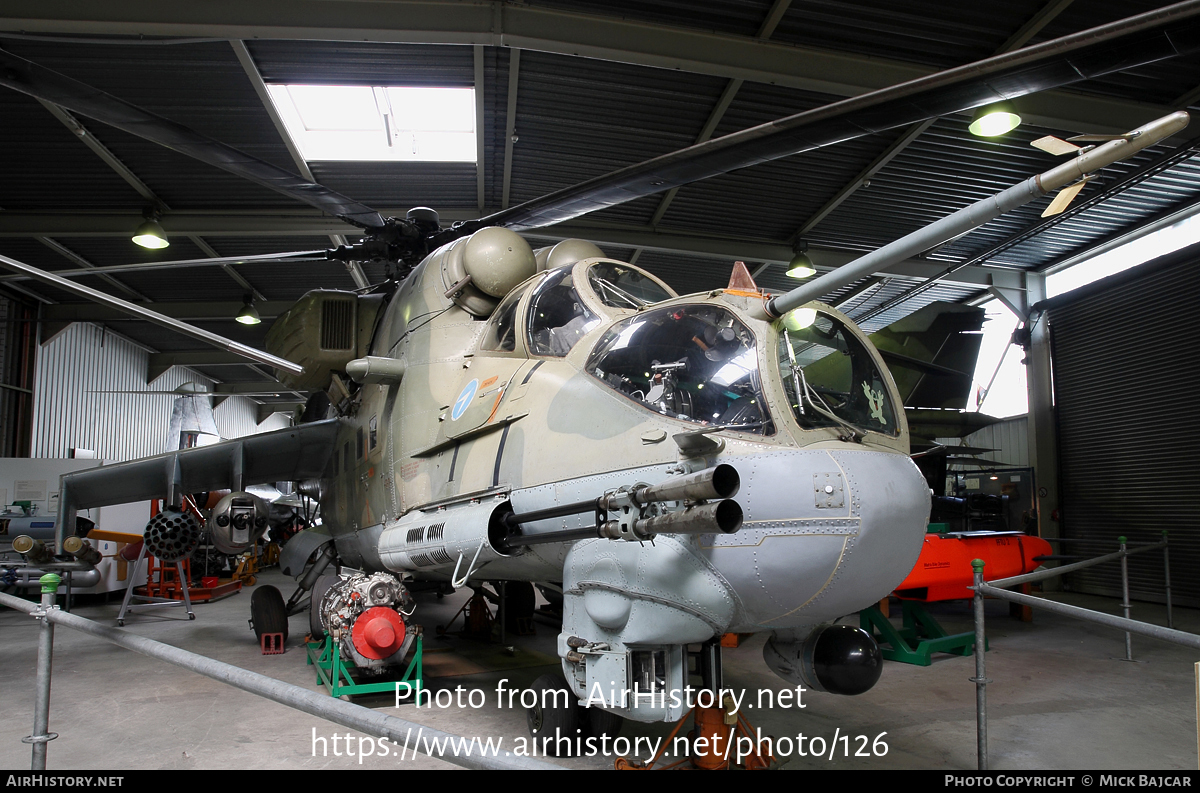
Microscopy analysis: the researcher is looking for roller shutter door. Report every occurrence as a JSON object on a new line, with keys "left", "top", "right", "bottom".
{"left": 1049, "top": 246, "right": 1200, "bottom": 605}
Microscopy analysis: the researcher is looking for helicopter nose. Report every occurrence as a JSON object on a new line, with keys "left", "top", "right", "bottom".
{"left": 708, "top": 447, "right": 929, "bottom": 631}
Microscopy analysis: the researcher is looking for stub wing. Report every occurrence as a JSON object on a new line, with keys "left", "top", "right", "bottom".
{"left": 54, "top": 419, "right": 343, "bottom": 543}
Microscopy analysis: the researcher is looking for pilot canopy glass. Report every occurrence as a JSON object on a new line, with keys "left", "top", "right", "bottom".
{"left": 527, "top": 267, "right": 600, "bottom": 356}
{"left": 777, "top": 311, "right": 898, "bottom": 437}
{"left": 587, "top": 261, "right": 673, "bottom": 309}
{"left": 586, "top": 305, "right": 771, "bottom": 434}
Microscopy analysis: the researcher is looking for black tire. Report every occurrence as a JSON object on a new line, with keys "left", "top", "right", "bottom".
{"left": 309, "top": 573, "right": 338, "bottom": 638}
{"left": 504, "top": 581, "right": 536, "bottom": 632}
{"left": 250, "top": 585, "right": 288, "bottom": 642}
{"left": 583, "top": 705, "right": 624, "bottom": 740}
{"left": 526, "top": 673, "right": 583, "bottom": 756}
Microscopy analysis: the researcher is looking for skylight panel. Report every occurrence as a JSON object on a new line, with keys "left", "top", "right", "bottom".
{"left": 266, "top": 84, "right": 476, "bottom": 163}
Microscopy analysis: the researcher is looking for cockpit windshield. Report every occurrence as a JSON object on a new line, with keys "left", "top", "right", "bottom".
{"left": 586, "top": 305, "right": 771, "bottom": 434}
{"left": 587, "top": 261, "right": 674, "bottom": 309}
{"left": 776, "top": 309, "right": 898, "bottom": 437}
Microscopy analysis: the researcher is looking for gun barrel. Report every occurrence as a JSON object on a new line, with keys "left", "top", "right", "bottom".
{"left": 632, "top": 464, "right": 740, "bottom": 504}
{"left": 631, "top": 499, "right": 743, "bottom": 537}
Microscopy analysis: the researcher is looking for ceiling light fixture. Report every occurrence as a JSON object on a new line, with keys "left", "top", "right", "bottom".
{"left": 235, "top": 295, "right": 261, "bottom": 326}
{"left": 969, "top": 101, "right": 1021, "bottom": 137}
{"left": 132, "top": 216, "right": 169, "bottom": 249}
{"left": 786, "top": 242, "right": 815, "bottom": 279}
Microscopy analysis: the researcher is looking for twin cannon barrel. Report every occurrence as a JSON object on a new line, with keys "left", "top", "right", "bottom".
{"left": 502, "top": 464, "right": 743, "bottom": 549}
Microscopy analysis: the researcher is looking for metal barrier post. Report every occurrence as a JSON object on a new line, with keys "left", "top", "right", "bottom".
{"left": 1119, "top": 536, "right": 1132, "bottom": 661}
{"left": 1164, "top": 531, "right": 1174, "bottom": 630}
{"left": 26, "top": 573, "right": 61, "bottom": 770}
{"left": 971, "top": 559, "right": 988, "bottom": 771}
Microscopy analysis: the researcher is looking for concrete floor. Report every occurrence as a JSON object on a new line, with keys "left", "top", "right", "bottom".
{"left": 1, "top": 568, "right": 1196, "bottom": 771}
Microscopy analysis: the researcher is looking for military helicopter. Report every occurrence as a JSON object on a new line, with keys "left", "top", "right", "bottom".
{"left": 1, "top": 5, "right": 1197, "bottom": 748}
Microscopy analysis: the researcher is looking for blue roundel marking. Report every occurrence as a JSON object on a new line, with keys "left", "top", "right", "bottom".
{"left": 451, "top": 379, "right": 479, "bottom": 421}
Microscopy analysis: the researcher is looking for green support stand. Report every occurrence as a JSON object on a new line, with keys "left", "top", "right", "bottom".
{"left": 306, "top": 632, "right": 425, "bottom": 699}
{"left": 860, "top": 600, "right": 985, "bottom": 666}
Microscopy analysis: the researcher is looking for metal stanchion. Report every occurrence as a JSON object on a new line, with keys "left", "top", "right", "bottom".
{"left": 25, "top": 573, "right": 61, "bottom": 770}
{"left": 0, "top": 589, "right": 559, "bottom": 771}
{"left": 1164, "top": 531, "right": 1174, "bottom": 630}
{"left": 1119, "top": 536, "right": 1133, "bottom": 661}
{"left": 971, "top": 559, "right": 988, "bottom": 771}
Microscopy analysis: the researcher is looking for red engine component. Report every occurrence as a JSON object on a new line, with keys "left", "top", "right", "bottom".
{"left": 351, "top": 606, "right": 407, "bottom": 660}
{"left": 894, "top": 533, "right": 1053, "bottom": 602}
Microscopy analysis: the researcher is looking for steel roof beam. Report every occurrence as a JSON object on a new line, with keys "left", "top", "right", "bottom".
{"left": 649, "top": 0, "right": 791, "bottom": 229}
{"left": 474, "top": 44, "right": 486, "bottom": 214}
{"left": 147, "top": 350, "right": 261, "bottom": 383}
{"left": 501, "top": 48, "right": 520, "bottom": 210}
{"left": 229, "top": 39, "right": 368, "bottom": 290}
{"left": 187, "top": 235, "right": 267, "bottom": 303}
{"left": 37, "top": 236, "right": 150, "bottom": 302}
{"left": 2, "top": 211, "right": 1019, "bottom": 290}
{"left": 42, "top": 300, "right": 294, "bottom": 322}
{"left": 790, "top": 0, "right": 1078, "bottom": 243}
{"left": 542, "top": 221, "right": 1024, "bottom": 290}
{"left": 210, "top": 382, "right": 306, "bottom": 395}
{"left": 0, "top": 0, "right": 1176, "bottom": 136}
{"left": 36, "top": 99, "right": 162, "bottom": 204}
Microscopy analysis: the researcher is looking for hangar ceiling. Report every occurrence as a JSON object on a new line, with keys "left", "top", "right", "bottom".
{"left": 2, "top": 0, "right": 1200, "bottom": 400}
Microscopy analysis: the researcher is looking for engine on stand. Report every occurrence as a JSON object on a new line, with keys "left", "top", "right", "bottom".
{"left": 318, "top": 571, "right": 417, "bottom": 672}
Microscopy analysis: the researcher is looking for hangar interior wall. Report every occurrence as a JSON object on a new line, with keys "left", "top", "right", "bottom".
{"left": 938, "top": 415, "right": 1030, "bottom": 469}
{"left": 29, "top": 322, "right": 290, "bottom": 462}
{"left": 1049, "top": 244, "right": 1200, "bottom": 607}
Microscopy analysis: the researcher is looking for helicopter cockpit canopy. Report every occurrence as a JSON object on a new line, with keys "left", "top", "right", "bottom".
{"left": 776, "top": 309, "right": 899, "bottom": 438}
{"left": 586, "top": 261, "right": 674, "bottom": 309}
{"left": 586, "top": 304, "right": 772, "bottom": 434}
{"left": 478, "top": 258, "right": 677, "bottom": 358}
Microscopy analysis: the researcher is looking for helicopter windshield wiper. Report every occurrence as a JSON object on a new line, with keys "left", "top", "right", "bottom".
{"left": 794, "top": 364, "right": 867, "bottom": 442}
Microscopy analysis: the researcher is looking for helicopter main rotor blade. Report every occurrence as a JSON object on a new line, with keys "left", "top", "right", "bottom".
{"left": 0, "top": 253, "right": 305, "bottom": 376}
{"left": 0, "top": 250, "right": 329, "bottom": 283}
{"left": 0, "top": 49, "right": 387, "bottom": 232}
{"left": 471, "top": 0, "right": 1200, "bottom": 234}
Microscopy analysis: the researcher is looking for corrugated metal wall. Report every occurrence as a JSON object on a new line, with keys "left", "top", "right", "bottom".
{"left": 1048, "top": 246, "right": 1200, "bottom": 606}
{"left": 30, "top": 322, "right": 290, "bottom": 461}
{"left": 939, "top": 415, "right": 1030, "bottom": 468}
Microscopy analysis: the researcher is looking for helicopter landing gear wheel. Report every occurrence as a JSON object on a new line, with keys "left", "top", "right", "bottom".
{"left": 527, "top": 673, "right": 584, "bottom": 756}
{"left": 584, "top": 705, "right": 624, "bottom": 739}
{"left": 250, "top": 585, "right": 288, "bottom": 642}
